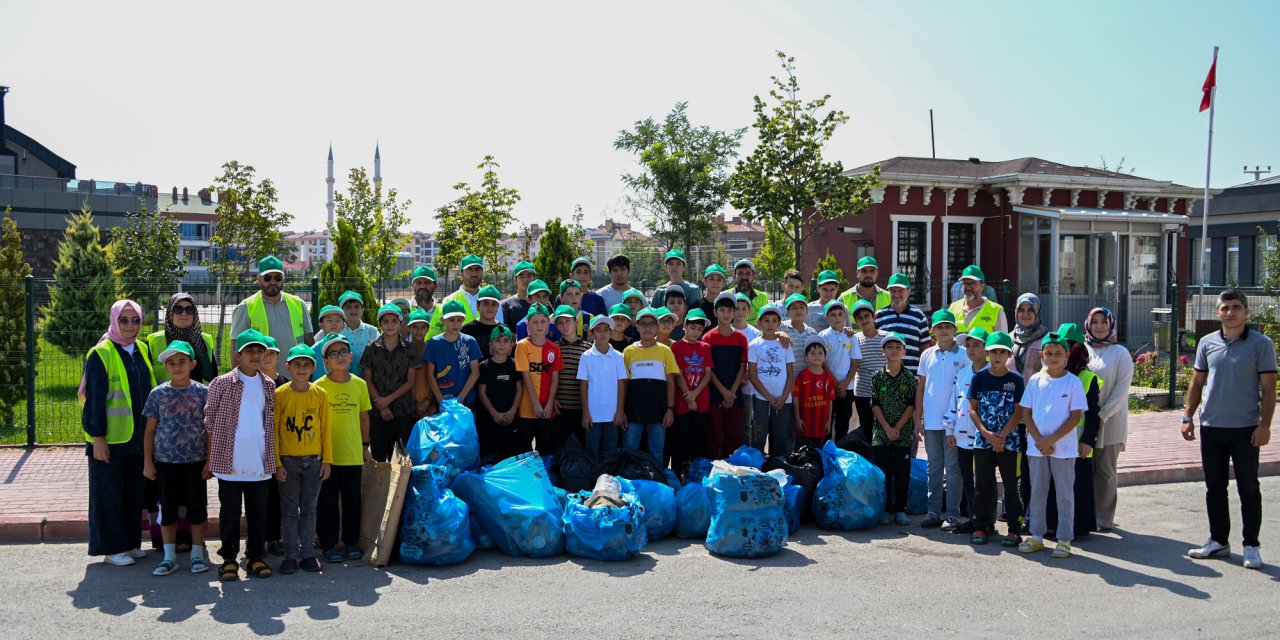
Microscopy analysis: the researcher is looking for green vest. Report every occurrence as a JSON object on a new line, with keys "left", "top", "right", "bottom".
{"left": 839, "top": 287, "right": 892, "bottom": 316}
{"left": 85, "top": 340, "right": 156, "bottom": 444}
{"left": 948, "top": 298, "right": 1004, "bottom": 334}
{"left": 427, "top": 289, "right": 479, "bottom": 339}
{"left": 1075, "top": 370, "right": 1101, "bottom": 458}
{"left": 245, "top": 291, "right": 306, "bottom": 340}
{"left": 145, "top": 330, "right": 214, "bottom": 384}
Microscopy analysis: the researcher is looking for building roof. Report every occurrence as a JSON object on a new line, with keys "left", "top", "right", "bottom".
{"left": 2, "top": 125, "right": 77, "bottom": 179}
{"left": 721, "top": 216, "right": 764, "bottom": 234}
{"left": 1193, "top": 175, "right": 1280, "bottom": 217}
{"left": 1229, "top": 174, "right": 1280, "bottom": 188}
{"left": 846, "top": 156, "right": 1155, "bottom": 182}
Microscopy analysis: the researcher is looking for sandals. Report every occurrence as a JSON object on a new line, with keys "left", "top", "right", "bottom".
{"left": 247, "top": 558, "right": 273, "bottom": 578}
{"left": 152, "top": 560, "right": 177, "bottom": 577}
{"left": 190, "top": 556, "right": 209, "bottom": 574}
{"left": 970, "top": 530, "right": 988, "bottom": 545}
{"left": 1051, "top": 542, "right": 1072, "bottom": 559}
{"left": 219, "top": 560, "right": 240, "bottom": 582}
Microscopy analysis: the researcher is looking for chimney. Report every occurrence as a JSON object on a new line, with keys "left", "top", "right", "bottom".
{"left": 182, "top": 187, "right": 188, "bottom": 202}
{"left": 171, "top": 186, "right": 178, "bottom": 201}
{"left": 0, "top": 86, "right": 8, "bottom": 150}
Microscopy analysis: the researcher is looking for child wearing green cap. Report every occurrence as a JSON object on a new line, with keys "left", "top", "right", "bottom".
{"left": 943, "top": 326, "right": 990, "bottom": 534}
{"left": 478, "top": 324, "right": 522, "bottom": 458}
{"left": 568, "top": 257, "right": 608, "bottom": 317}
{"left": 852, "top": 301, "right": 886, "bottom": 444}
{"left": 555, "top": 279, "right": 595, "bottom": 341}
{"left": 966, "top": 331, "right": 1026, "bottom": 546}
{"left": 361, "top": 305, "right": 423, "bottom": 462}
{"left": 622, "top": 309, "right": 679, "bottom": 462}
{"left": 407, "top": 309, "right": 434, "bottom": 418}
{"left": 462, "top": 286, "right": 504, "bottom": 360}
{"left": 578, "top": 317, "right": 627, "bottom": 456}
{"left": 651, "top": 249, "right": 701, "bottom": 310}
{"left": 696, "top": 265, "right": 729, "bottom": 321}
{"left": 780, "top": 293, "right": 818, "bottom": 366}
{"left": 819, "top": 300, "right": 862, "bottom": 443}
{"left": 142, "top": 341, "right": 210, "bottom": 576}
{"left": 733, "top": 294, "right": 763, "bottom": 436}
{"left": 554, "top": 305, "right": 592, "bottom": 456}
{"left": 607, "top": 304, "right": 635, "bottom": 352}
{"left": 338, "top": 291, "right": 379, "bottom": 370}
{"left": 516, "top": 304, "right": 564, "bottom": 456}
{"left": 310, "top": 306, "right": 346, "bottom": 382}
{"left": 424, "top": 300, "right": 483, "bottom": 406}
{"left": 273, "top": 345, "right": 332, "bottom": 574}
{"left": 704, "top": 294, "right": 750, "bottom": 459}
{"left": 808, "top": 271, "right": 842, "bottom": 331}
{"left": 871, "top": 333, "right": 917, "bottom": 525}
{"left": 747, "top": 307, "right": 797, "bottom": 457}
{"left": 315, "top": 336, "right": 373, "bottom": 563}
{"left": 500, "top": 262, "right": 537, "bottom": 330}
{"left": 670, "top": 309, "right": 713, "bottom": 468}
{"left": 916, "top": 310, "right": 967, "bottom": 529}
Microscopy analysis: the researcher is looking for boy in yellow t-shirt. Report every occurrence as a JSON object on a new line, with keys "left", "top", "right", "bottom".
{"left": 314, "top": 336, "right": 372, "bottom": 564}
{"left": 273, "top": 345, "right": 332, "bottom": 574}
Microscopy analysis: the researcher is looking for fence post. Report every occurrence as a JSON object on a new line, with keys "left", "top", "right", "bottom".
{"left": 1001, "top": 279, "right": 1011, "bottom": 311}
{"left": 311, "top": 277, "right": 320, "bottom": 326}
{"left": 1168, "top": 283, "right": 1179, "bottom": 407}
{"left": 25, "top": 275, "right": 36, "bottom": 447}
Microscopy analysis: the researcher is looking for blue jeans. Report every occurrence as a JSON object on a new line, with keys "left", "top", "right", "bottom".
{"left": 279, "top": 455, "right": 324, "bottom": 560}
{"left": 924, "top": 429, "right": 962, "bottom": 518}
{"left": 623, "top": 423, "right": 665, "bottom": 462}
{"left": 585, "top": 422, "right": 620, "bottom": 456}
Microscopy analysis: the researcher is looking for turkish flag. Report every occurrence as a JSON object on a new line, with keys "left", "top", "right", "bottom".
{"left": 1200, "top": 59, "right": 1216, "bottom": 112}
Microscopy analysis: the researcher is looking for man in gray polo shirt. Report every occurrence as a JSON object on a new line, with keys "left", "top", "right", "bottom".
{"left": 1182, "top": 289, "right": 1276, "bottom": 570}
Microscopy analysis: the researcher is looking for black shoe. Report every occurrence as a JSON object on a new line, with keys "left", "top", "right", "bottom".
{"left": 278, "top": 557, "right": 298, "bottom": 575}
{"left": 952, "top": 520, "right": 976, "bottom": 534}
{"left": 300, "top": 557, "right": 323, "bottom": 572}
{"left": 921, "top": 514, "right": 944, "bottom": 528}
{"left": 267, "top": 540, "right": 286, "bottom": 557}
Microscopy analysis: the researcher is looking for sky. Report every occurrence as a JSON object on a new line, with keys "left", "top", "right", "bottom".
{"left": 2, "top": 0, "right": 1276, "bottom": 235}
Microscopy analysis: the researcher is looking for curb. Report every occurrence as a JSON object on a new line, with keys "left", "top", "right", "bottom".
{"left": 0, "top": 515, "right": 246, "bottom": 545}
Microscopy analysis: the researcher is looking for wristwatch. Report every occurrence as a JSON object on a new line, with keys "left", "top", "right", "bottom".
{"left": 362, "top": 441, "right": 371, "bottom": 446}
{"left": 1181, "top": 416, "right": 1194, "bottom": 424}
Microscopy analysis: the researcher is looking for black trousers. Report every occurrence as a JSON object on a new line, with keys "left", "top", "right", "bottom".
{"left": 266, "top": 477, "right": 281, "bottom": 542}
{"left": 555, "top": 410, "right": 583, "bottom": 456}
{"left": 668, "top": 411, "right": 709, "bottom": 473}
{"left": 973, "top": 448, "right": 1022, "bottom": 533}
{"left": 475, "top": 408, "right": 508, "bottom": 460}
{"left": 874, "top": 444, "right": 911, "bottom": 513}
{"left": 504, "top": 418, "right": 536, "bottom": 459}
{"left": 1202, "top": 426, "right": 1263, "bottom": 547}
{"left": 853, "top": 396, "right": 875, "bottom": 444}
{"left": 533, "top": 417, "right": 561, "bottom": 459}
{"left": 370, "top": 413, "right": 416, "bottom": 462}
{"left": 831, "top": 394, "right": 855, "bottom": 443}
{"left": 317, "top": 464, "right": 362, "bottom": 550}
{"left": 217, "top": 478, "right": 269, "bottom": 562}
{"left": 87, "top": 454, "right": 144, "bottom": 556}
{"left": 956, "top": 447, "right": 976, "bottom": 520}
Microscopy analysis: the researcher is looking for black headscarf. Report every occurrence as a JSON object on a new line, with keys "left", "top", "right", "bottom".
{"left": 164, "top": 293, "right": 217, "bottom": 382}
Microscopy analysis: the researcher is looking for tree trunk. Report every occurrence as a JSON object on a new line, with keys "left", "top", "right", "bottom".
{"left": 792, "top": 217, "right": 804, "bottom": 275}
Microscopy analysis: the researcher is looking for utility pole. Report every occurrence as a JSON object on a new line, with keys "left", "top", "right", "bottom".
{"left": 1243, "top": 165, "right": 1272, "bottom": 181}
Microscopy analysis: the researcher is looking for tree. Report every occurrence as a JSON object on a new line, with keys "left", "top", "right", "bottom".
{"left": 729, "top": 51, "right": 882, "bottom": 271}
{"left": 318, "top": 219, "right": 377, "bottom": 325}
{"left": 811, "top": 249, "right": 850, "bottom": 292}
{"left": 1260, "top": 227, "right": 1280, "bottom": 297}
{"left": 109, "top": 204, "right": 185, "bottom": 331}
{"left": 332, "top": 166, "right": 412, "bottom": 292}
{"left": 753, "top": 219, "right": 795, "bottom": 295}
{"left": 206, "top": 161, "right": 294, "bottom": 353}
{"left": 711, "top": 240, "right": 731, "bottom": 272}
{"left": 42, "top": 203, "right": 118, "bottom": 358}
{"left": 534, "top": 217, "right": 575, "bottom": 290}
{"left": 615, "top": 102, "right": 742, "bottom": 252}
{"left": 434, "top": 156, "right": 520, "bottom": 276}
{"left": 0, "top": 207, "right": 39, "bottom": 427}
{"left": 619, "top": 236, "right": 664, "bottom": 291}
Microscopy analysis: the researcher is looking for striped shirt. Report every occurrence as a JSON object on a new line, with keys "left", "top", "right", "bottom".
{"left": 854, "top": 332, "right": 887, "bottom": 398}
{"left": 554, "top": 338, "right": 592, "bottom": 412}
{"left": 874, "top": 305, "right": 932, "bottom": 372}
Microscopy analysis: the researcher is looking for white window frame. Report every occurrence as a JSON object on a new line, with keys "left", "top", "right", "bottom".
{"left": 941, "top": 215, "right": 983, "bottom": 285}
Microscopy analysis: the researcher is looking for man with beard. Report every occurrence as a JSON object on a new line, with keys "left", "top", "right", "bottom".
{"left": 947, "top": 264, "right": 1008, "bottom": 334}
{"left": 410, "top": 265, "right": 439, "bottom": 324}
{"left": 428, "top": 254, "right": 505, "bottom": 339}
{"left": 501, "top": 261, "right": 537, "bottom": 330}
{"left": 231, "top": 256, "right": 313, "bottom": 353}
{"left": 732, "top": 259, "right": 770, "bottom": 326}
{"left": 839, "top": 256, "right": 891, "bottom": 314}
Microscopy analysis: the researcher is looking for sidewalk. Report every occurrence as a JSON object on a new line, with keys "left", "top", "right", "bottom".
{"left": 2, "top": 410, "right": 1277, "bottom": 543}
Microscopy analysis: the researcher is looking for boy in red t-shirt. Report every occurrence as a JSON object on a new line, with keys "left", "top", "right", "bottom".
{"left": 793, "top": 335, "right": 837, "bottom": 449}
{"left": 702, "top": 292, "right": 749, "bottom": 459}
{"left": 670, "top": 309, "right": 713, "bottom": 473}
{"left": 514, "top": 304, "right": 564, "bottom": 457}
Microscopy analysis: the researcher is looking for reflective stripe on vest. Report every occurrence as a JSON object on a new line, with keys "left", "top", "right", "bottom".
{"left": 1075, "top": 370, "right": 1101, "bottom": 458}
{"left": 245, "top": 291, "right": 306, "bottom": 338}
{"left": 86, "top": 340, "right": 155, "bottom": 444}
{"left": 145, "top": 331, "right": 214, "bottom": 382}
{"left": 948, "top": 298, "right": 1003, "bottom": 334}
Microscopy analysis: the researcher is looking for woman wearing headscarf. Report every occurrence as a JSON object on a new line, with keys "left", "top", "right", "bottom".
{"left": 1085, "top": 307, "right": 1133, "bottom": 532}
{"left": 1011, "top": 293, "right": 1048, "bottom": 380}
{"left": 1044, "top": 322, "right": 1100, "bottom": 539}
{"left": 145, "top": 293, "right": 218, "bottom": 384}
{"left": 82, "top": 299, "right": 157, "bottom": 566}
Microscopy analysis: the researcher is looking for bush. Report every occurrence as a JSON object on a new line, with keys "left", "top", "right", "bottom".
{"left": 1131, "top": 351, "right": 1193, "bottom": 391}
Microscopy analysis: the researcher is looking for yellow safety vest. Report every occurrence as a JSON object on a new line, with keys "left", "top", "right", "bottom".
{"left": 948, "top": 298, "right": 1004, "bottom": 334}
{"left": 427, "top": 289, "right": 479, "bottom": 339}
{"left": 1075, "top": 370, "right": 1101, "bottom": 458}
{"left": 245, "top": 291, "right": 306, "bottom": 340}
{"left": 85, "top": 340, "right": 156, "bottom": 444}
{"left": 839, "top": 287, "right": 892, "bottom": 316}
{"left": 145, "top": 331, "right": 215, "bottom": 383}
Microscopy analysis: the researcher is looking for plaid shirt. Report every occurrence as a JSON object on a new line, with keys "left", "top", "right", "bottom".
{"left": 204, "top": 369, "right": 277, "bottom": 476}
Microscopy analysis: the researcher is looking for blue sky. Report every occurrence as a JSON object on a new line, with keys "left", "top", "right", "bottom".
{"left": 1, "top": 0, "right": 1275, "bottom": 233}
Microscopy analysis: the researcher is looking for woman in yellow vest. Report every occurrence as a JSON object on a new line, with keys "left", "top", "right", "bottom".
{"left": 145, "top": 293, "right": 218, "bottom": 384}
{"left": 81, "top": 299, "right": 157, "bottom": 566}
{"left": 1044, "top": 322, "right": 1101, "bottom": 539}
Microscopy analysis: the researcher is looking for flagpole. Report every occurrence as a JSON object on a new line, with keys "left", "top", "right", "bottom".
{"left": 1198, "top": 46, "right": 1218, "bottom": 324}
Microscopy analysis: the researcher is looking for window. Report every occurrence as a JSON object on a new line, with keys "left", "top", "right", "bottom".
{"left": 728, "top": 240, "right": 750, "bottom": 251}
{"left": 1189, "top": 237, "right": 1210, "bottom": 286}
{"left": 178, "top": 223, "right": 208, "bottom": 240}
{"left": 1226, "top": 237, "right": 1240, "bottom": 285}
{"left": 1257, "top": 235, "right": 1277, "bottom": 286}
{"left": 946, "top": 223, "right": 976, "bottom": 284}
{"left": 897, "top": 221, "right": 927, "bottom": 304}
{"left": 1059, "top": 235, "right": 1089, "bottom": 295}
{"left": 1129, "top": 236, "right": 1161, "bottom": 295}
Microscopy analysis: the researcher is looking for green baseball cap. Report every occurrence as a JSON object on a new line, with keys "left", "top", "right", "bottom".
{"left": 735, "top": 292, "right": 752, "bottom": 304}
{"left": 1058, "top": 322, "right": 1087, "bottom": 345}
{"left": 412, "top": 265, "right": 437, "bottom": 282}
{"left": 441, "top": 299, "right": 467, "bottom": 320}
{"left": 553, "top": 304, "right": 578, "bottom": 319}
{"left": 656, "top": 306, "right": 677, "bottom": 321}
{"left": 263, "top": 336, "right": 280, "bottom": 353}
{"left": 286, "top": 344, "right": 316, "bottom": 363}
{"left": 491, "top": 324, "right": 515, "bottom": 341}
{"left": 1041, "top": 332, "right": 1070, "bottom": 349}
{"left": 338, "top": 290, "right": 364, "bottom": 307}
{"left": 321, "top": 334, "right": 351, "bottom": 356}
{"left": 703, "top": 264, "right": 727, "bottom": 280}
{"left": 511, "top": 260, "right": 535, "bottom": 276}
{"left": 590, "top": 315, "right": 614, "bottom": 331}
{"left": 621, "top": 288, "right": 646, "bottom": 304}
{"left": 733, "top": 259, "right": 754, "bottom": 272}
{"left": 824, "top": 299, "right": 849, "bottom": 315}
{"left": 317, "top": 304, "right": 343, "bottom": 321}
{"left": 526, "top": 303, "right": 552, "bottom": 319}
{"left": 684, "top": 308, "right": 709, "bottom": 325}
{"left": 784, "top": 293, "right": 808, "bottom": 309}
{"left": 377, "top": 303, "right": 403, "bottom": 322}
{"left": 460, "top": 254, "right": 485, "bottom": 270}
{"left": 571, "top": 256, "right": 593, "bottom": 270}
{"left": 407, "top": 308, "right": 430, "bottom": 325}
{"left": 477, "top": 285, "right": 501, "bottom": 302}
{"left": 157, "top": 340, "right": 195, "bottom": 364}
{"left": 635, "top": 308, "right": 660, "bottom": 323}
{"left": 559, "top": 279, "right": 582, "bottom": 295}
{"left": 856, "top": 256, "right": 879, "bottom": 270}
{"left": 817, "top": 270, "right": 840, "bottom": 285}
{"left": 235, "top": 329, "right": 269, "bottom": 352}
{"left": 964, "top": 326, "right": 991, "bottom": 345}
{"left": 526, "top": 279, "right": 551, "bottom": 296}
{"left": 985, "top": 331, "right": 1014, "bottom": 352}
{"left": 931, "top": 308, "right": 957, "bottom": 328}
{"left": 257, "top": 255, "right": 284, "bottom": 275}
{"left": 664, "top": 248, "right": 687, "bottom": 264}
{"left": 609, "top": 303, "right": 633, "bottom": 320}
{"left": 881, "top": 331, "right": 906, "bottom": 347}
{"left": 886, "top": 273, "right": 911, "bottom": 289}
{"left": 961, "top": 265, "right": 986, "bottom": 282}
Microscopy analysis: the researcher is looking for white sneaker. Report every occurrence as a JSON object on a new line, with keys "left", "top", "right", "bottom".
{"left": 1243, "top": 546, "right": 1263, "bottom": 569}
{"left": 105, "top": 552, "right": 135, "bottom": 566}
{"left": 127, "top": 548, "right": 148, "bottom": 559}
{"left": 1188, "top": 539, "right": 1230, "bottom": 559}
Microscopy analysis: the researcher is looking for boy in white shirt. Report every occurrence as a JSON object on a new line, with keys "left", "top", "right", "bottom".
{"left": 915, "top": 309, "right": 967, "bottom": 529}
{"left": 578, "top": 316, "right": 628, "bottom": 455}
{"left": 819, "top": 300, "right": 861, "bottom": 443}
{"left": 944, "top": 327, "right": 989, "bottom": 534}
{"left": 747, "top": 307, "right": 796, "bottom": 457}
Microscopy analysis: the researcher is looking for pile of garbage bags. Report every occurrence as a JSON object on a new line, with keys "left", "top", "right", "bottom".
{"left": 562, "top": 475, "right": 648, "bottom": 561}
{"left": 813, "top": 440, "right": 885, "bottom": 531}
{"left": 399, "top": 464, "right": 475, "bottom": 566}
{"left": 704, "top": 461, "right": 789, "bottom": 559}
{"left": 451, "top": 452, "right": 566, "bottom": 558}
{"left": 407, "top": 398, "right": 481, "bottom": 484}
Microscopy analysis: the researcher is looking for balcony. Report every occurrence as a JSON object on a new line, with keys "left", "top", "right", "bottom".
{"left": 0, "top": 174, "right": 157, "bottom": 197}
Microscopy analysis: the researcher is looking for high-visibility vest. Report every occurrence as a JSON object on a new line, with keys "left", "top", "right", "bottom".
{"left": 1075, "top": 370, "right": 1101, "bottom": 459}
{"left": 85, "top": 340, "right": 155, "bottom": 444}
{"left": 245, "top": 291, "right": 306, "bottom": 339}
{"left": 948, "top": 298, "right": 1004, "bottom": 334}
{"left": 145, "top": 331, "right": 215, "bottom": 383}
{"left": 426, "top": 289, "right": 478, "bottom": 339}
{"left": 839, "top": 287, "right": 892, "bottom": 316}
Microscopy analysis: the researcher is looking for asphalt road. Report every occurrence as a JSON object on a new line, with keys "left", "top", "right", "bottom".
{"left": 1, "top": 478, "right": 1277, "bottom": 639}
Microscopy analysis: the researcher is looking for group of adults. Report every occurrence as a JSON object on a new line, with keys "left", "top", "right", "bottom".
{"left": 81, "top": 246, "right": 1273, "bottom": 569}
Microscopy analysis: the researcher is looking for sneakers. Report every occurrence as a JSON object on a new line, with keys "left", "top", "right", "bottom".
{"left": 278, "top": 558, "right": 299, "bottom": 575}
{"left": 300, "top": 557, "right": 323, "bottom": 572}
{"left": 893, "top": 512, "right": 910, "bottom": 526}
{"left": 1001, "top": 532, "right": 1022, "bottom": 548}
{"left": 1188, "top": 538, "right": 1230, "bottom": 559}
{"left": 1018, "top": 538, "right": 1046, "bottom": 554}
{"left": 1051, "top": 542, "right": 1072, "bottom": 558}
{"left": 970, "top": 530, "right": 988, "bottom": 545}
{"left": 152, "top": 559, "right": 177, "bottom": 576}
{"left": 104, "top": 552, "right": 135, "bottom": 566}
{"left": 324, "top": 548, "right": 345, "bottom": 563}
{"left": 880, "top": 513, "right": 891, "bottom": 526}
{"left": 1243, "top": 546, "right": 1263, "bottom": 569}
{"left": 952, "top": 520, "right": 975, "bottom": 535}
{"left": 921, "top": 513, "right": 943, "bottom": 528}
{"left": 941, "top": 517, "right": 960, "bottom": 532}
{"left": 127, "top": 548, "right": 148, "bottom": 559}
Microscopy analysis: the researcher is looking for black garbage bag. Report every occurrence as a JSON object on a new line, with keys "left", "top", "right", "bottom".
{"left": 837, "top": 432, "right": 876, "bottom": 462}
{"left": 594, "top": 448, "right": 666, "bottom": 483}
{"left": 550, "top": 436, "right": 598, "bottom": 493}
{"left": 763, "top": 445, "right": 824, "bottom": 521}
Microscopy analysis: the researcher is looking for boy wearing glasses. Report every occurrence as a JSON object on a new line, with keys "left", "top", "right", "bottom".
{"left": 315, "top": 336, "right": 373, "bottom": 564}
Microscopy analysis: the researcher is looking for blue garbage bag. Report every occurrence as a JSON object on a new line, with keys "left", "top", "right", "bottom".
{"left": 674, "top": 482, "right": 711, "bottom": 539}
{"left": 407, "top": 398, "right": 481, "bottom": 483}
{"left": 399, "top": 465, "right": 475, "bottom": 566}
{"left": 451, "top": 452, "right": 565, "bottom": 558}
{"left": 705, "top": 471, "right": 787, "bottom": 558}
{"left": 686, "top": 458, "right": 713, "bottom": 485}
{"left": 907, "top": 457, "right": 929, "bottom": 515}
{"left": 562, "top": 477, "right": 648, "bottom": 561}
{"left": 664, "top": 469, "right": 681, "bottom": 491}
{"left": 631, "top": 479, "right": 677, "bottom": 541}
{"left": 471, "top": 514, "right": 496, "bottom": 550}
{"left": 782, "top": 484, "right": 806, "bottom": 535}
{"left": 813, "top": 440, "right": 885, "bottom": 531}
{"left": 725, "top": 445, "right": 765, "bottom": 469}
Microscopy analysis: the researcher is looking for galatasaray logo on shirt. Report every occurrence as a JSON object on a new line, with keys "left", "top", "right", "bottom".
{"left": 547, "top": 351, "right": 557, "bottom": 363}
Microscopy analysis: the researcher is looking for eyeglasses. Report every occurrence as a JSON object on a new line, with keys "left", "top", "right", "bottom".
{"left": 172, "top": 305, "right": 197, "bottom": 315}
{"left": 635, "top": 322, "right": 658, "bottom": 329}
{"left": 118, "top": 316, "right": 142, "bottom": 325}
{"left": 261, "top": 274, "right": 283, "bottom": 283}
{"left": 325, "top": 349, "right": 351, "bottom": 358}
